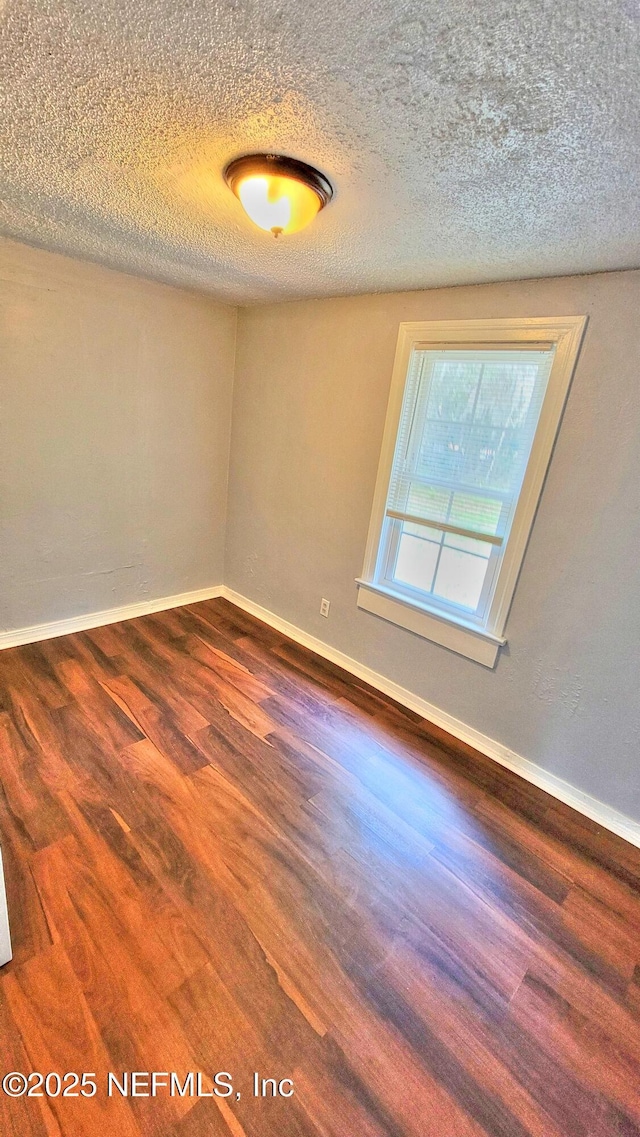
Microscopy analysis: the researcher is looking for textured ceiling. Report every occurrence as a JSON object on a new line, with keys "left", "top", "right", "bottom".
{"left": 1, "top": 0, "right": 639, "bottom": 304}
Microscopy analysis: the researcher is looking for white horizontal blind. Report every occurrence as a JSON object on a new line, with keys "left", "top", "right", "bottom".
{"left": 379, "top": 347, "right": 556, "bottom": 619}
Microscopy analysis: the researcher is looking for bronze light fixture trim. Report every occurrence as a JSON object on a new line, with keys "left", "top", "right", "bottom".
{"left": 224, "top": 153, "right": 334, "bottom": 237}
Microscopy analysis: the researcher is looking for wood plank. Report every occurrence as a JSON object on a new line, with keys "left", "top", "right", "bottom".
{"left": 3, "top": 944, "right": 143, "bottom": 1137}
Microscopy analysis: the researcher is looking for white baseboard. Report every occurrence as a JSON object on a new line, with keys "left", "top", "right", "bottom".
{"left": 0, "top": 585, "right": 224, "bottom": 651}
{"left": 221, "top": 587, "right": 640, "bottom": 852}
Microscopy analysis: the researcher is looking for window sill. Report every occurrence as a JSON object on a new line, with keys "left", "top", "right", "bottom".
{"left": 355, "top": 579, "right": 505, "bottom": 668}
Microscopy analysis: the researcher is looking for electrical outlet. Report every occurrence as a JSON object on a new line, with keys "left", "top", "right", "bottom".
{"left": 320, "top": 598, "right": 330, "bottom": 618}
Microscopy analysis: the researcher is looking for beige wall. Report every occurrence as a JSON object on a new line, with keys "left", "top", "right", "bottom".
{"left": 226, "top": 270, "right": 640, "bottom": 821}
{"left": 0, "top": 238, "right": 236, "bottom": 631}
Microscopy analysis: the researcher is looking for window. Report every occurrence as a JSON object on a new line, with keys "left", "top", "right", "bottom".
{"left": 357, "top": 317, "right": 586, "bottom": 666}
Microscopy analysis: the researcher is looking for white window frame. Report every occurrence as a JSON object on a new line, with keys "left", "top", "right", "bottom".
{"left": 356, "top": 316, "right": 587, "bottom": 667}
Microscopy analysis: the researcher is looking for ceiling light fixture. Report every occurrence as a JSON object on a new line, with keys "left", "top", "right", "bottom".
{"left": 224, "top": 153, "right": 333, "bottom": 238}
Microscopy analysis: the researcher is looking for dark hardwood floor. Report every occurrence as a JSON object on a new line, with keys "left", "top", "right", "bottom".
{"left": 0, "top": 597, "right": 639, "bottom": 1137}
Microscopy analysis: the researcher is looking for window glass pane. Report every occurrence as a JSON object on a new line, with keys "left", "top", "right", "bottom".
{"left": 411, "top": 353, "right": 550, "bottom": 498}
{"left": 443, "top": 531, "right": 491, "bottom": 558}
{"left": 393, "top": 532, "right": 440, "bottom": 593}
{"left": 406, "top": 484, "right": 450, "bottom": 521}
{"left": 461, "top": 426, "right": 526, "bottom": 491}
{"left": 474, "top": 362, "right": 538, "bottom": 427}
{"left": 425, "top": 360, "right": 481, "bottom": 422}
{"left": 402, "top": 521, "right": 438, "bottom": 538}
{"left": 449, "top": 492, "right": 502, "bottom": 536}
{"left": 433, "top": 547, "right": 490, "bottom": 610}
{"left": 418, "top": 421, "right": 468, "bottom": 481}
